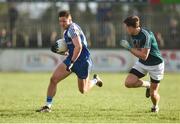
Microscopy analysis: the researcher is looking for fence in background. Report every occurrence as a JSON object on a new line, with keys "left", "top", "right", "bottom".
{"left": 0, "top": 2, "right": 180, "bottom": 49}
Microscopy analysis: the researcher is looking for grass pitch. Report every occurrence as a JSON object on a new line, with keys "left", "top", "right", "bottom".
{"left": 0, "top": 72, "right": 180, "bottom": 123}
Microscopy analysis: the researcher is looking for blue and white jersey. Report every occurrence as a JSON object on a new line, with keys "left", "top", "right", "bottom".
{"left": 63, "top": 22, "right": 90, "bottom": 60}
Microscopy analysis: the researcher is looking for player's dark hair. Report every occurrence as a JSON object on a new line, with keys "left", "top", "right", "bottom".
{"left": 58, "top": 10, "right": 71, "bottom": 18}
{"left": 123, "top": 16, "right": 140, "bottom": 28}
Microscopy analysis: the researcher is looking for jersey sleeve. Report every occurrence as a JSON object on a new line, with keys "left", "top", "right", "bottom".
{"left": 142, "top": 29, "right": 151, "bottom": 49}
{"left": 67, "top": 24, "right": 81, "bottom": 39}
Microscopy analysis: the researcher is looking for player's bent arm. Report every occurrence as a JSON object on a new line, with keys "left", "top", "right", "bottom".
{"left": 71, "top": 35, "right": 82, "bottom": 62}
{"left": 130, "top": 48, "right": 150, "bottom": 61}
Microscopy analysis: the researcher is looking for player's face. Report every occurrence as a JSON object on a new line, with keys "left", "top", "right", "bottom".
{"left": 59, "top": 16, "right": 71, "bottom": 29}
{"left": 124, "top": 24, "right": 134, "bottom": 35}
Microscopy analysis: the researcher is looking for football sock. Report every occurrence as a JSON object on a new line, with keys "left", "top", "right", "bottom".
{"left": 142, "top": 81, "right": 150, "bottom": 88}
{"left": 90, "top": 79, "right": 97, "bottom": 85}
{"left": 152, "top": 105, "right": 159, "bottom": 109}
{"left": 46, "top": 96, "right": 53, "bottom": 108}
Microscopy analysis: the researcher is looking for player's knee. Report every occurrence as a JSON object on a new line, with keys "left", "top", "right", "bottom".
{"left": 125, "top": 83, "right": 129, "bottom": 88}
{"left": 125, "top": 76, "right": 138, "bottom": 88}
{"left": 50, "top": 76, "right": 59, "bottom": 85}
{"left": 150, "top": 90, "right": 159, "bottom": 98}
{"left": 125, "top": 79, "right": 134, "bottom": 88}
{"left": 125, "top": 82, "right": 132, "bottom": 88}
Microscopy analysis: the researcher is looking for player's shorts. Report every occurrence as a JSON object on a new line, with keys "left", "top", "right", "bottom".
{"left": 63, "top": 57, "right": 92, "bottom": 79}
{"left": 129, "top": 61, "right": 164, "bottom": 83}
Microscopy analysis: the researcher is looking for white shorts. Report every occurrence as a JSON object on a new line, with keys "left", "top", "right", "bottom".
{"left": 132, "top": 61, "right": 164, "bottom": 81}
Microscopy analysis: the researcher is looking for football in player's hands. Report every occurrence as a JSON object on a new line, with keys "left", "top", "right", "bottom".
{"left": 51, "top": 38, "right": 68, "bottom": 55}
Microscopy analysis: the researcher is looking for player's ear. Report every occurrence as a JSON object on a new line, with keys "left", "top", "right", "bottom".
{"left": 68, "top": 15, "right": 72, "bottom": 22}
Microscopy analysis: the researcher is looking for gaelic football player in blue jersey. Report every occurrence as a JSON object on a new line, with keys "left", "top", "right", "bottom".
{"left": 120, "top": 16, "right": 164, "bottom": 113}
{"left": 36, "top": 10, "right": 103, "bottom": 112}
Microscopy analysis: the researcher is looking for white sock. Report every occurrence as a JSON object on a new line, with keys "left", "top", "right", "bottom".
{"left": 142, "top": 81, "right": 150, "bottom": 88}
{"left": 46, "top": 102, "right": 52, "bottom": 108}
{"left": 152, "top": 105, "right": 159, "bottom": 109}
{"left": 90, "top": 79, "right": 97, "bottom": 85}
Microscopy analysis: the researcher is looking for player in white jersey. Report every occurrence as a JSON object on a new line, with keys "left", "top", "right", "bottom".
{"left": 120, "top": 16, "right": 164, "bottom": 113}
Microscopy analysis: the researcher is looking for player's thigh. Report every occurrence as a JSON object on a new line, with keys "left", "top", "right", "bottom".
{"left": 147, "top": 64, "right": 162, "bottom": 96}
{"left": 73, "top": 58, "right": 92, "bottom": 80}
{"left": 51, "top": 62, "right": 71, "bottom": 83}
{"left": 149, "top": 62, "right": 164, "bottom": 82}
{"left": 132, "top": 61, "right": 147, "bottom": 76}
{"left": 126, "top": 61, "right": 147, "bottom": 84}
{"left": 125, "top": 73, "right": 139, "bottom": 84}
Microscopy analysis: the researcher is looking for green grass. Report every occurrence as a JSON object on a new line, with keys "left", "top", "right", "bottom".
{"left": 0, "top": 72, "right": 180, "bottom": 123}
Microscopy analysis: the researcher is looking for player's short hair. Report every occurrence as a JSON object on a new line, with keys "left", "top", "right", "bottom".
{"left": 123, "top": 16, "right": 140, "bottom": 28}
{"left": 58, "top": 10, "right": 71, "bottom": 18}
